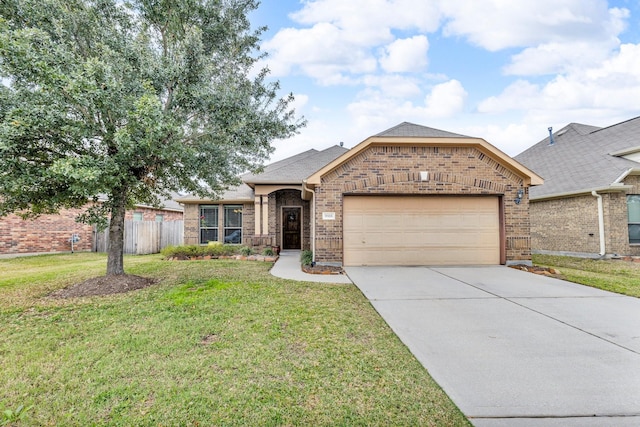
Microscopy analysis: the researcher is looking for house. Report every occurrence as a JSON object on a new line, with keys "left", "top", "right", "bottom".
{"left": 515, "top": 116, "right": 640, "bottom": 258}
{"left": 0, "top": 195, "right": 183, "bottom": 256}
{"left": 180, "top": 122, "right": 542, "bottom": 266}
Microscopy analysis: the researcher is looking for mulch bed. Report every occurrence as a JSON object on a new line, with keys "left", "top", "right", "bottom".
{"left": 509, "top": 264, "right": 563, "bottom": 278}
{"left": 301, "top": 264, "right": 345, "bottom": 275}
{"left": 50, "top": 274, "right": 158, "bottom": 299}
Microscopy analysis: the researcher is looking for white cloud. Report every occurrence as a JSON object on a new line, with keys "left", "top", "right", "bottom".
{"left": 480, "top": 43, "right": 640, "bottom": 116}
{"left": 261, "top": 23, "right": 377, "bottom": 84}
{"left": 504, "top": 40, "right": 615, "bottom": 76}
{"left": 346, "top": 79, "right": 467, "bottom": 132}
{"left": 424, "top": 80, "right": 467, "bottom": 118}
{"left": 440, "top": 0, "right": 626, "bottom": 51}
{"left": 361, "top": 74, "right": 423, "bottom": 98}
{"left": 379, "top": 36, "right": 429, "bottom": 73}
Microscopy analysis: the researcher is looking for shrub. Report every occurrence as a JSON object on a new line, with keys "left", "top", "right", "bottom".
{"left": 300, "top": 250, "right": 313, "bottom": 266}
{"left": 161, "top": 244, "right": 243, "bottom": 259}
{"left": 239, "top": 246, "right": 254, "bottom": 256}
{"left": 262, "top": 247, "right": 274, "bottom": 256}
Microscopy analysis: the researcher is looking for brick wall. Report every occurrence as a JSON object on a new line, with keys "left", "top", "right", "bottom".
{"left": 1, "top": 204, "right": 184, "bottom": 255}
{"left": 274, "top": 190, "right": 311, "bottom": 250}
{"left": 125, "top": 207, "right": 183, "bottom": 222}
{"left": 530, "top": 196, "right": 600, "bottom": 254}
{"left": 0, "top": 208, "right": 94, "bottom": 255}
{"left": 530, "top": 177, "right": 640, "bottom": 257}
{"left": 314, "top": 145, "right": 531, "bottom": 264}
{"left": 183, "top": 202, "right": 254, "bottom": 246}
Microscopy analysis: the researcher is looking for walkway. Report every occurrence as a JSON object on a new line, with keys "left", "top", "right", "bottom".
{"left": 270, "top": 250, "right": 352, "bottom": 284}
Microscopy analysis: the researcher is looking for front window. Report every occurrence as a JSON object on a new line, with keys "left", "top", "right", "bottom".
{"left": 199, "top": 205, "right": 219, "bottom": 244}
{"left": 628, "top": 195, "right": 640, "bottom": 244}
{"left": 223, "top": 205, "right": 242, "bottom": 244}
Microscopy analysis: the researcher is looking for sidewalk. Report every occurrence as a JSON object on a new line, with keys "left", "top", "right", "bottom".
{"left": 270, "top": 250, "right": 352, "bottom": 284}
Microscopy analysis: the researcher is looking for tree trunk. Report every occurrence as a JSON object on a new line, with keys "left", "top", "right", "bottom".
{"left": 106, "top": 190, "right": 127, "bottom": 275}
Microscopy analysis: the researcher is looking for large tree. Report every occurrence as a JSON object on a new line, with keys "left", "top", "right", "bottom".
{"left": 0, "top": 0, "right": 303, "bottom": 275}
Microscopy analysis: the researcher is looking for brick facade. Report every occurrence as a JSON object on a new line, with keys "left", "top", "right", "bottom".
{"left": 0, "top": 208, "right": 94, "bottom": 255}
{"left": 1, "top": 205, "right": 183, "bottom": 256}
{"left": 183, "top": 202, "right": 254, "bottom": 246}
{"left": 530, "top": 174, "right": 640, "bottom": 257}
{"left": 313, "top": 145, "right": 531, "bottom": 264}
{"left": 125, "top": 207, "right": 183, "bottom": 222}
{"left": 274, "top": 190, "right": 311, "bottom": 251}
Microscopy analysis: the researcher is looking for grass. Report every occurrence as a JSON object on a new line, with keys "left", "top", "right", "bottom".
{"left": 533, "top": 254, "right": 640, "bottom": 297}
{"left": 0, "top": 253, "right": 469, "bottom": 426}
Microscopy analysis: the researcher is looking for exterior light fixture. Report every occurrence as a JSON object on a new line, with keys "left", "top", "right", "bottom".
{"left": 514, "top": 188, "right": 524, "bottom": 205}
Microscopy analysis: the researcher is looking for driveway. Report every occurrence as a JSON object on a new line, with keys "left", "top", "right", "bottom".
{"left": 346, "top": 266, "right": 640, "bottom": 426}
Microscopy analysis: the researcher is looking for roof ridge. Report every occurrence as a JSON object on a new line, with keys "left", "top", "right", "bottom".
{"left": 588, "top": 115, "right": 640, "bottom": 135}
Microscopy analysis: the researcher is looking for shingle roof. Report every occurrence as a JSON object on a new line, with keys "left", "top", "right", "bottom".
{"left": 242, "top": 145, "right": 349, "bottom": 184}
{"left": 376, "top": 121, "right": 469, "bottom": 138}
{"left": 515, "top": 117, "right": 640, "bottom": 199}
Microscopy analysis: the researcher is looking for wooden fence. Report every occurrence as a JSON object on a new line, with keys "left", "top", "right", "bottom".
{"left": 94, "top": 220, "right": 184, "bottom": 254}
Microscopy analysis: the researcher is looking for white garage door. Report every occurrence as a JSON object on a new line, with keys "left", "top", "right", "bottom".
{"left": 343, "top": 196, "right": 500, "bottom": 266}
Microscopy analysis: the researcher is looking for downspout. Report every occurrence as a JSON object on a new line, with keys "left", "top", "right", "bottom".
{"left": 303, "top": 182, "right": 316, "bottom": 263}
{"left": 591, "top": 191, "right": 606, "bottom": 257}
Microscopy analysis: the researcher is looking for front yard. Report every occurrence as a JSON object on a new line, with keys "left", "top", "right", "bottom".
{"left": 533, "top": 254, "right": 640, "bottom": 298}
{"left": 0, "top": 253, "right": 468, "bottom": 426}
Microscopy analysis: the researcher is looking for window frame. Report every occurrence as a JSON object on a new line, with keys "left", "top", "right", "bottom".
{"left": 627, "top": 195, "right": 640, "bottom": 245}
{"left": 223, "top": 205, "right": 243, "bottom": 244}
{"left": 199, "top": 205, "right": 219, "bottom": 245}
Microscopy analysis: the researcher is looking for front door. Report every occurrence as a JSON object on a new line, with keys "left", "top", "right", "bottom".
{"left": 282, "top": 207, "right": 301, "bottom": 250}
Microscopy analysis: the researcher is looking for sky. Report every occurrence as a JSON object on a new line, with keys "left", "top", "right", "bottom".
{"left": 249, "top": 0, "right": 640, "bottom": 162}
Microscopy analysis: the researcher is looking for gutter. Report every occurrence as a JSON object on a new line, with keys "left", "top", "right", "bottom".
{"left": 591, "top": 191, "right": 606, "bottom": 257}
{"left": 613, "top": 167, "right": 640, "bottom": 184}
{"left": 530, "top": 184, "right": 631, "bottom": 202}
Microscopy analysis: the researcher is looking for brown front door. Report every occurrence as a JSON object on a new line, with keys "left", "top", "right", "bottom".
{"left": 282, "top": 207, "right": 301, "bottom": 250}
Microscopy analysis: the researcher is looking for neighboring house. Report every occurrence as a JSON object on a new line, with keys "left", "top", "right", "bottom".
{"left": 515, "top": 116, "right": 640, "bottom": 258}
{"left": 179, "top": 122, "right": 542, "bottom": 266}
{"left": 0, "top": 195, "right": 183, "bottom": 256}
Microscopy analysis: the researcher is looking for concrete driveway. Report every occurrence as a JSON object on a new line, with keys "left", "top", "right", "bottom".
{"left": 346, "top": 266, "right": 640, "bottom": 426}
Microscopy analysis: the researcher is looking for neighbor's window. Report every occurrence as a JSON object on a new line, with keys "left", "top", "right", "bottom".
{"left": 223, "top": 205, "right": 242, "bottom": 244}
{"left": 132, "top": 212, "right": 143, "bottom": 221}
{"left": 199, "top": 205, "right": 219, "bottom": 244}
{"left": 155, "top": 214, "right": 164, "bottom": 222}
{"left": 628, "top": 195, "right": 640, "bottom": 244}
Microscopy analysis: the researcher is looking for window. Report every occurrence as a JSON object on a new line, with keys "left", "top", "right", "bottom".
{"left": 155, "top": 214, "right": 164, "bottom": 222}
{"left": 199, "top": 205, "right": 219, "bottom": 244}
{"left": 132, "top": 212, "right": 143, "bottom": 221}
{"left": 628, "top": 195, "right": 640, "bottom": 244}
{"left": 223, "top": 205, "right": 242, "bottom": 244}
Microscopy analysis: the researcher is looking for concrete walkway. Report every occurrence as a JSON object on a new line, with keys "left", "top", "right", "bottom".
{"left": 346, "top": 265, "right": 640, "bottom": 426}
{"left": 270, "top": 250, "right": 352, "bottom": 284}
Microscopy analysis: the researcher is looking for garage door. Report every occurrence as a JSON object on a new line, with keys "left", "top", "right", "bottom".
{"left": 343, "top": 196, "right": 500, "bottom": 266}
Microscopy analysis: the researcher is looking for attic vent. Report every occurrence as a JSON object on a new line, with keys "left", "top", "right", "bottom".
{"left": 548, "top": 127, "right": 555, "bottom": 146}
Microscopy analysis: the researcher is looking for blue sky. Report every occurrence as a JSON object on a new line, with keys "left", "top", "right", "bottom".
{"left": 249, "top": 0, "right": 640, "bottom": 161}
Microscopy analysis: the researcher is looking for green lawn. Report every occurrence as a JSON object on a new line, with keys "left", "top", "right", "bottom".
{"left": 533, "top": 254, "right": 640, "bottom": 298}
{"left": 0, "top": 253, "right": 469, "bottom": 426}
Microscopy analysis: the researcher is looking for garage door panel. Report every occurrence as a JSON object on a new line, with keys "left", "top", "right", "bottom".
{"left": 343, "top": 196, "right": 500, "bottom": 266}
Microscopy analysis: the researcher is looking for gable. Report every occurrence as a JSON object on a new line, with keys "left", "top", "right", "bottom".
{"left": 306, "top": 136, "right": 542, "bottom": 188}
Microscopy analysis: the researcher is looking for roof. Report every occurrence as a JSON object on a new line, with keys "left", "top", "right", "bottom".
{"left": 98, "top": 192, "right": 184, "bottom": 212}
{"left": 242, "top": 145, "right": 349, "bottom": 185}
{"left": 306, "top": 122, "right": 543, "bottom": 187}
{"left": 175, "top": 183, "right": 255, "bottom": 203}
{"left": 515, "top": 117, "right": 640, "bottom": 200}
{"left": 376, "top": 121, "right": 469, "bottom": 138}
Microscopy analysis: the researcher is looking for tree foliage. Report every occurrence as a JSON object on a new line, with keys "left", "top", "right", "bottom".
{"left": 0, "top": 0, "right": 304, "bottom": 274}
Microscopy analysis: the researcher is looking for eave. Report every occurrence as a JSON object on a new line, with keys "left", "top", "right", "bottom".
{"left": 530, "top": 184, "right": 632, "bottom": 202}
